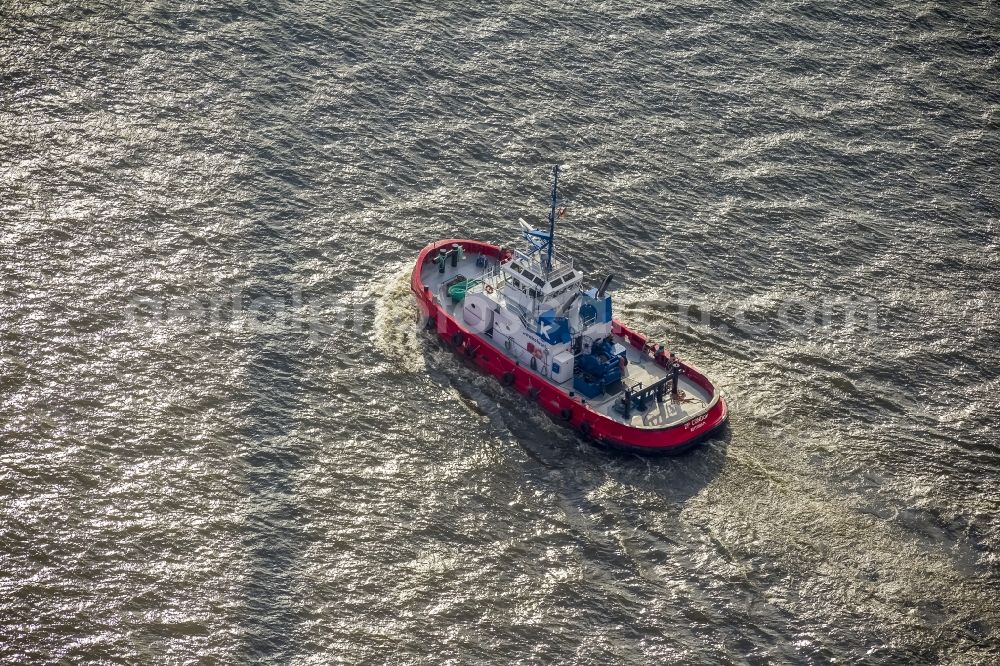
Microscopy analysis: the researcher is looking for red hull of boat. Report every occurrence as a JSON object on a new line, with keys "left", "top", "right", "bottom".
{"left": 412, "top": 239, "right": 728, "bottom": 453}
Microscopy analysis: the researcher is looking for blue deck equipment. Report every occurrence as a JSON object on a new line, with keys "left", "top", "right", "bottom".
{"left": 573, "top": 337, "right": 627, "bottom": 398}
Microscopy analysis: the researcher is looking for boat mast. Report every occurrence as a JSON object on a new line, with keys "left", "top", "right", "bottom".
{"left": 546, "top": 164, "right": 559, "bottom": 273}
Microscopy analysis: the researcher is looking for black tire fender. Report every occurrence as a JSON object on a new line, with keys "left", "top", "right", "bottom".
{"left": 501, "top": 371, "right": 515, "bottom": 386}
{"left": 559, "top": 407, "right": 573, "bottom": 421}
{"left": 451, "top": 331, "right": 464, "bottom": 347}
{"left": 580, "top": 421, "right": 592, "bottom": 437}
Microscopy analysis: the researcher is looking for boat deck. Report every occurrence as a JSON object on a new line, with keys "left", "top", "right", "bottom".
{"left": 588, "top": 342, "right": 712, "bottom": 429}
{"left": 422, "top": 253, "right": 502, "bottom": 317}
{"left": 421, "top": 251, "right": 714, "bottom": 429}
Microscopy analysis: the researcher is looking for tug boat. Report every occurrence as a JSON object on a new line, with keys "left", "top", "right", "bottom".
{"left": 411, "top": 167, "right": 727, "bottom": 453}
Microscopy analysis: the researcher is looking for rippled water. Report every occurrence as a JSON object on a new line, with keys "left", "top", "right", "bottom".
{"left": 2, "top": 1, "right": 999, "bottom": 663}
